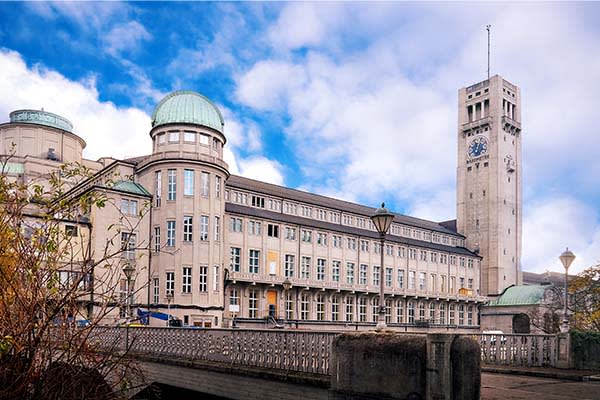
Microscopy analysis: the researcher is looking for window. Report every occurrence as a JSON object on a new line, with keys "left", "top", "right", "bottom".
{"left": 409, "top": 248, "right": 416, "bottom": 259}
{"left": 317, "top": 232, "right": 327, "bottom": 246}
{"left": 460, "top": 257, "right": 465, "bottom": 267}
{"left": 459, "top": 304, "right": 465, "bottom": 325}
{"left": 120, "top": 232, "right": 136, "bottom": 260}
{"left": 230, "top": 247, "right": 241, "bottom": 272}
{"left": 300, "top": 293, "right": 309, "bottom": 320}
{"left": 467, "top": 259, "right": 474, "bottom": 268}
{"left": 215, "top": 176, "right": 221, "bottom": 198}
{"left": 65, "top": 224, "right": 78, "bottom": 237}
{"left": 418, "top": 302, "right": 425, "bottom": 321}
{"left": 230, "top": 217, "right": 243, "bottom": 233}
{"left": 372, "top": 266, "right": 380, "bottom": 286}
{"left": 155, "top": 171, "right": 162, "bottom": 206}
{"left": 153, "top": 278, "right": 159, "bottom": 304}
{"left": 201, "top": 172, "right": 209, "bottom": 197}
{"left": 449, "top": 304, "right": 456, "bottom": 325}
{"left": 301, "top": 229, "right": 312, "bottom": 243}
{"left": 468, "top": 278, "right": 474, "bottom": 289}
{"left": 397, "top": 269, "right": 404, "bottom": 289}
{"left": 249, "top": 250, "right": 260, "bottom": 274}
{"left": 429, "top": 303, "right": 436, "bottom": 322}
{"left": 285, "top": 227, "right": 296, "bottom": 240}
{"left": 358, "top": 297, "right": 367, "bottom": 322}
{"left": 120, "top": 199, "right": 138, "bottom": 216}
{"left": 183, "top": 131, "right": 195, "bottom": 142}
{"left": 214, "top": 216, "right": 220, "bottom": 240}
{"left": 194, "top": 215, "right": 207, "bottom": 241}
{"left": 371, "top": 298, "right": 379, "bottom": 323}
{"left": 285, "top": 255, "right": 295, "bottom": 277}
{"left": 199, "top": 266, "right": 207, "bottom": 292}
{"left": 386, "top": 245, "right": 393, "bottom": 256}
{"left": 181, "top": 170, "right": 194, "bottom": 196}
{"left": 153, "top": 226, "right": 161, "bottom": 252}
{"left": 229, "top": 288, "right": 239, "bottom": 308}
{"left": 467, "top": 306, "right": 474, "bottom": 325}
{"left": 267, "top": 224, "right": 279, "bottom": 238}
{"left": 316, "top": 294, "right": 325, "bottom": 321}
{"left": 345, "top": 297, "right": 354, "bottom": 322}
{"left": 167, "top": 169, "right": 176, "bottom": 201}
{"left": 439, "top": 303, "right": 446, "bottom": 324}
{"left": 182, "top": 267, "right": 192, "bottom": 293}
{"left": 166, "top": 272, "right": 174, "bottom": 296}
{"left": 332, "top": 235, "right": 341, "bottom": 248}
{"left": 359, "top": 264, "right": 367, "bottom": 285}
{"left": 183, "top": 216, "right": 193, "bottom": 242}
{"left": 385, "top": 268, "right": 392, "bottom": 288}
{"left": 431, "top": 252, "right": 438, "bottom": 263}
{"left": 213, "top": 266, "right": 219, "bottom": 291}
{"left": 346, "top": 262, "right": 355, "bottom": 284}
{"left": 408, "top": 301, "right": 415, "bottom": 323}
{"left": 199, "top": 134, "right": 209, "bottom": 145}
{"left": 398, "top": 247, "right": 406, "bottom": 258}
{"left": 251, "top": 195, "right": 265, "bottom": 208}
{"left": 248, "top": 220, "right": 262, "bottom": 235}
{"left": 301, "top": 256, "right": 311, "bottom": 279}
{"left": 331, "top": 296, "right": 339, "bottom": 321}
{"left": 360, "top": 240, "right": 369, "bottom": 252}
{"left": 285, "top": 292, "right": 294, "bottom": 320}
{"left": 347, "top": 238, "right": 356, "bottom": 250}
{"left": 169, "top": 131, "right": 179, "bottom": 142}
{"left": 249, "top": 290, "right": 258, "bottom": 318}
{"left": 460, "top": 277, "right": 465, "bottom": 289}
{"left": 408, "top": 271, "right": 416, "bottom": 289}
{"left": 317, "top": 259, "right": 325, "bottom": 280}
{"left": 158, "top": 133, "right": 166, "bottom": 144}
{"left": 441, "top": 275, "right": 447, "bottom": 293}
{"left": 420, "top": 250, "right": 427, "bottom": 261}
{"left": 430, "top": 274, "right": 436, "bottom": 292}
{"left": 396, "top": 300, "right": 404, "bottom": 323}
{"left": 419, "top": 272, "right": 426, "bottom": 290}
{"left": 332, "top": 261, "right": 340, "bottom": 282}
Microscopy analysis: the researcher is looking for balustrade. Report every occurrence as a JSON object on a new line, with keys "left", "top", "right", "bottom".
{"left": 477, "top": 333, "right": 558, "bottom": 367}
{"left": 93, "top": 327, "right": 336, "bottom": 375}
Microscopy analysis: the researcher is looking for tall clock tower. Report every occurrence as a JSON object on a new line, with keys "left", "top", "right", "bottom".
{"left": 457, "top": 75, "right": 523, "bottom": 296}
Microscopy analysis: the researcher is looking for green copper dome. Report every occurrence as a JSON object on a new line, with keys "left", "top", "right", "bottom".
{"left": 151, "top": 91, "right": 224, "bottom": 133}
{"left": 10, "top": 109, "right": 74, "bottom": 133}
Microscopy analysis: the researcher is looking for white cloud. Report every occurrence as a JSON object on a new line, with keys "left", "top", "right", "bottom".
{"left": 0, "top": 49, "right": 151, "bottom": 160}
{"left": 523, "top": 197, "right": 600, "bottom": 274}
{"left": 237, "top": 156, "right": 284, "bottom": 186}
{"left": 103, "top": 21, "right": 152, "bottom": 57}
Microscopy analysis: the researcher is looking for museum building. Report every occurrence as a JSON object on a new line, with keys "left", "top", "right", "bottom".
{"left": 0, "top": 75, "right": 524, "bottom": 331}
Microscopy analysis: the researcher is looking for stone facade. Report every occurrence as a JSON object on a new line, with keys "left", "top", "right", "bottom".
{"left": 0, "top": 76, "right": 524, "bottom": 330}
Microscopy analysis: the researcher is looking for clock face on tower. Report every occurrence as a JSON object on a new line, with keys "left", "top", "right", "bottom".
{"left": 468, "top": 136, "right": 488, "bottom": 158}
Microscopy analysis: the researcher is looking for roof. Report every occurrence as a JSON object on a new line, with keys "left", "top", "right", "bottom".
{"left": 111, "top": 180, "right": 152, "bottom": 197}
{"left": 1, "top": 162, "right": 24, "bottom": 174}
{"left": 439, "top": 219, "right": 457, "bottom": 232}
{"left": 151, "top": 91, "right": 224, "bottom": 133}
{"left": 10, "top": 109, "right": 74, "bottom": 133}
{"left": 487, "top": 285, "right": 547, "bottom": 307}
{"left": 227, "top": 175, "right": 463, "bottom": 237}
{"left": 523, "top": 271, "right": 573, "bottom": 287}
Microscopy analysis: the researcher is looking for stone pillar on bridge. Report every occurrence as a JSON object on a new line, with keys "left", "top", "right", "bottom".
{"left": 330, "top": 332, "right": 480, "bottom": 400}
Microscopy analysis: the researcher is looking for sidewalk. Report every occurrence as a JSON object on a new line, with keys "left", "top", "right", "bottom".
{"left": 482, "top": 364, "right": 600, "bottom": 381}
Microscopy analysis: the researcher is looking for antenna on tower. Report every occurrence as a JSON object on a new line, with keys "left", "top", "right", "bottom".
{"left": 486, "top": 24, "right": 491, "bottom": 79}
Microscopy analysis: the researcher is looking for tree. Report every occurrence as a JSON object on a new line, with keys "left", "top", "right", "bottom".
{"left": 0, "top": 158, "right": 149, "bottom": 400}
{"left": 569, "top": 263, "right": 600, "bottom": 332}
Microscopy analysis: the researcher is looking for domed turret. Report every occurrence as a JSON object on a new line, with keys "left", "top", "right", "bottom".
{"left": 151, "top": 91, "right": 224, "bottom": 133}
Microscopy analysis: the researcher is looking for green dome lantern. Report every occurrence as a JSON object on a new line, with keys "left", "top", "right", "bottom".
{"left": 151, "top": 90, "right": 224, "bottom": 133}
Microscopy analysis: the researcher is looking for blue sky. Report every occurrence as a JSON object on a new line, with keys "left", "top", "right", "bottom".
{"left": 1, "top": 2, "right": 599, "bottom": 274}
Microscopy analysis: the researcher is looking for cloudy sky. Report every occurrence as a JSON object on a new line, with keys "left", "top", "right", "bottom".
{"left": 0, "top": 2, "right": 598, "bottom": 274}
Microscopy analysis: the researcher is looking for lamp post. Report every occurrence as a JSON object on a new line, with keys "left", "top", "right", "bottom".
{"left": 122, "top": 264, "right": 135, "bottom": 324}
{"left": 166, "top": 292, "right": 173, "bottom": 327}
{"left": 370, "top": 203, "right": 395, "bottom": 331}
{"left": 559, "top": 247, "right": 575, "bottom": 333}
{"left": 282, "top": 277, "right": 292, "bottom": 328}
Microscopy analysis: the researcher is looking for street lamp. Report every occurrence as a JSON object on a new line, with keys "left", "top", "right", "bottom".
{"left": 559, "top": 247, "right": 575, "bottom": 333}
{"left": 282, "top": 277, "right": 292, "bottom": 327}
{"left": 370, "top": 202, "right": 395, "bottom": 331}
{"left": 122, "top": 263, "right": 135, "bottom": 324}
{"left": 166, "top": 292, "right": 173, "bottom": 327}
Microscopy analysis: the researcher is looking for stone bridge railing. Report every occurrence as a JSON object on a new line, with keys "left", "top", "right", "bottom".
{"left": 91, "top": 327, "right": 565, "bottom": 374}
{"left": 91, "top": 327, "right": 337, "bottom": 375}
{"left": 477, "top": 333, "right": 559, "bottom": 367}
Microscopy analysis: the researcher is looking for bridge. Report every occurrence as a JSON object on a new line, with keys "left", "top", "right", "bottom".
{"left": 92, "top": 327, "right": 570, "bottom": 400}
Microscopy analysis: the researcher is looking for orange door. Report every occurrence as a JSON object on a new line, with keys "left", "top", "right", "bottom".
{"left": 267, "top": 290, "right": 277, "bottom": 317}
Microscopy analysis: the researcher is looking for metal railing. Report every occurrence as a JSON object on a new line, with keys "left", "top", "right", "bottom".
{"left": 477, "top": 333, "right": 558, "bottom": 367}
{"left": 91, "top": 327, "right": 337, "bottom": 375}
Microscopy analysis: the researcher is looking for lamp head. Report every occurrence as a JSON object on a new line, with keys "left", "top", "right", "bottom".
{"left": 559, "top": 247, "right": 576, "bottom": 271}
{"left": 370, "top": 202, "right": 395, "bottom": 236}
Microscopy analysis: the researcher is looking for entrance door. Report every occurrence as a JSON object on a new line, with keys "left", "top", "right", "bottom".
{"left": 266, "top": 290, "right": 277, "bottom": 318}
